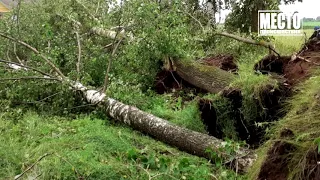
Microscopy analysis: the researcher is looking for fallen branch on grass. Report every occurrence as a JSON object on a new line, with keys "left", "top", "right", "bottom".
{"left": 14, "top": 153, "right": 52, "bottom": 180}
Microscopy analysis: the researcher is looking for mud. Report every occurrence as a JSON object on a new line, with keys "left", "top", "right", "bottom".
{"left": 255, "top": 36, "right": 320, "bottom": 180}
{"left": 258, "top": 141, "right": 297, "bottom": 180}
{"left": 255, "top": 38, "right": 320, "bottom": 86}
{"left": 154, "top": 54, "right": 289, "bottom": 146}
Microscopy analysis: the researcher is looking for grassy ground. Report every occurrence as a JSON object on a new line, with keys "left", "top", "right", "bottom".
{"left": 0, "top": 26, "right": 317, "bottom": 179}
{"left": 247, "top": 29, "right": 320, "bottom": 179}
{"left": 273, "top": 29, "right": 314, "bottom": 55}
{"left": 0, "top": 111, "right": 244, "bottom": 180}
{"left": 303, "top": 21, "right": 320, "bottom": 27}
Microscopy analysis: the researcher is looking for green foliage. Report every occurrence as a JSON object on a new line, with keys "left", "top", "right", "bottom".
{"left": 225, "top": 0, "right": 279, "bottom": 34}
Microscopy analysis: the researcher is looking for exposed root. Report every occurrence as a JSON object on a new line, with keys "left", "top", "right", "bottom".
{"left": 257, "top": 141, "right": 297, "bottom": 180}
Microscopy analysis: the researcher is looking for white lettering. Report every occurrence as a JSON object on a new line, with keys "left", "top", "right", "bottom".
{"left": 271, "top": 13, "right": 277, "bottom": 29}
{"left": 277, "top": 13, "right": 286, "bottom": 29}
{"left": 286, "top": 14, "right": 292, "bottom": 29}
{"left": 292, "top": 13, "right": 301, "bottom": 29}
{"left": 260, "top": 13, "right": 270, "bottom": 29}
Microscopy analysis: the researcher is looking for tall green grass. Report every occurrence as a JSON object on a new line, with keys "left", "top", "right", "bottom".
{"left": 273, "top": 29, "right": 314, "bottom": 55}
{"left": 0, "top": 111, "right": 245, "bottom": 180}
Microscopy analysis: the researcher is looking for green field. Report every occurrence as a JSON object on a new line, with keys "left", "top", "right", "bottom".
{"left": 273, "top": 29, "right": 314, "bottom": 55}
{"left": 303, "top": 21, "right": 320, "bottom": 29}
{"left": 303, "top": 21, "right": 320, "bottom": 26}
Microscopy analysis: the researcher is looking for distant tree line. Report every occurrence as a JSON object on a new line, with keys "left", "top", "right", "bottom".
{"left": 303, "top": 16, "right": 320, "bottom": 22}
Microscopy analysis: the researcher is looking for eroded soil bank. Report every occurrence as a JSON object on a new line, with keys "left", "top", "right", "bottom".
{"left": 153, "top": 35, "right": 320, "bottom": 179}
{"left": 153, "top": 54, "right": 289, "bottom": 146}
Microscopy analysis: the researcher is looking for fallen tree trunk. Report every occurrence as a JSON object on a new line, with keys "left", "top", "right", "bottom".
{"left": 101, "top": 96, "right": 256, "bottom": 173}
{"left": 68, "top": 82, "right": 257, "bottom": 173}
{"left": 0, "top": 32, "right": 256, "bottom": 173}
{"left": 171, "top": 59, "right": 236, "bottom": 93}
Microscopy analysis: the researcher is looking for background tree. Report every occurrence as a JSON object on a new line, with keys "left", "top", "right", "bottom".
{"left": 225, "top": 0, "right": 303, "bottom": 34}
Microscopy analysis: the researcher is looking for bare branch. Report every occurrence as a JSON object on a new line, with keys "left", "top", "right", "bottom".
{"left": 0, "top": 59, "right": 55, "bottom": 78}
{"left": 14, "top": 153, "right": 52, "bottom": 180}
{"left": 103, "top": 43, "right": 113, "bottom": 49}
{"left": 102, "top": 38, "right": 123, "bottom": 93}
{"left": 183, "top": 11, "right": 205, "bottom": 32}
{"left": 94, "top": 1, "right": 100, "bottom": 15}
{"left": 13, "top": 43, "right": 24, "bottom": 64}
{"left": 75, "top": 31, "right": 81, "bottom": 81}
{"left": 13, "top": 0, "right": 24, "bottom": 64}
{"left": 0, "top": 32, "right": 66, "bottom": 79}
{"left": 215, "top": 32, "right": 280, "bottom": 57}
{"left": 0, "top": 76, "right": 61, "bottom": 81}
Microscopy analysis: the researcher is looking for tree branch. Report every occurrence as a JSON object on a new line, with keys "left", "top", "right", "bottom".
{"left": 183, "top": 11, "right": 205, "bottom": 32}
{"left": 0, "top": 32, "right": 66, "bottom": 79}
{"left": 215, "top": 32, "right": 280, "bottom": 56}
{"left": 75, "top": 31, "right": 81, "bottom": 81}
{"left": 0, "top": 59, "right": 55, "bottom": 78}
{"left": 14, "top": 153, "right": 52, "bottom": 180}
{"left": 0, "top": 76, "right": 61, "bottom": 81}
{"left": 102, "top": 38, "right": 123, "bottom": 93}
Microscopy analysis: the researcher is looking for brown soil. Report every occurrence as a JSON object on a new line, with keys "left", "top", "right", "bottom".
{"left": 258, "top": 141, "right": 297, "bottom": 180}
{"left": 154, "top": 54, "right": 289, "bottom": 146}
{"left": 256, "top": 37, "right": 320, "bottom": 180}
{"left": 200, "top": 54, "right": 238, "bottom": 72}
{"left": 255, "top": 38, "right": 320, "bottom": 87}
{"left": 154, "top": 54, "right": 238, "bottom": 139}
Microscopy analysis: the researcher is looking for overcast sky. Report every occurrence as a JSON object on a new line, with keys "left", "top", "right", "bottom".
{"left": 216, "top": 0, "right": 319, "bottom": 23}
{"left": 279, "top": 0, "right": 319, "bottom": 18}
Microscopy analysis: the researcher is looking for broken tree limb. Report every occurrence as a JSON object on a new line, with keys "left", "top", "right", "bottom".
{"left": 0, "top": 59, "right": 54, "bottom": 78}
{"left": 0, "top": 32, "right": 66, "bottom": 79}
{"left": 171, "top": 59, "right": 236, "bottom": 93}
{"left": 90, "top": 27, "right": 126, "bottom": 40}
{"left": 215, "top": 32, "right": 279, "bottom": 56}
{"left": 75, "top": 31, "right": 81, "bottom": 81}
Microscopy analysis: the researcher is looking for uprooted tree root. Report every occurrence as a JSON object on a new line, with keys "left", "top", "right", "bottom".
{"left": 257, "top": 140, "right": 297, "bottom": 180}
{"left": 250, "top": 37, "right": 320, "bottom": 180}
{"left": 255, "top": 38, "right": 320, "bottom": 87}
{"left": 154, "top": 54, "right": 291, "bottom": 147}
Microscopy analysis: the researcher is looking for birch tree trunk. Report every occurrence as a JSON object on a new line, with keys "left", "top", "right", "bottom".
{"left": 99, "top": 96, "right": 256, "bottom": 173}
